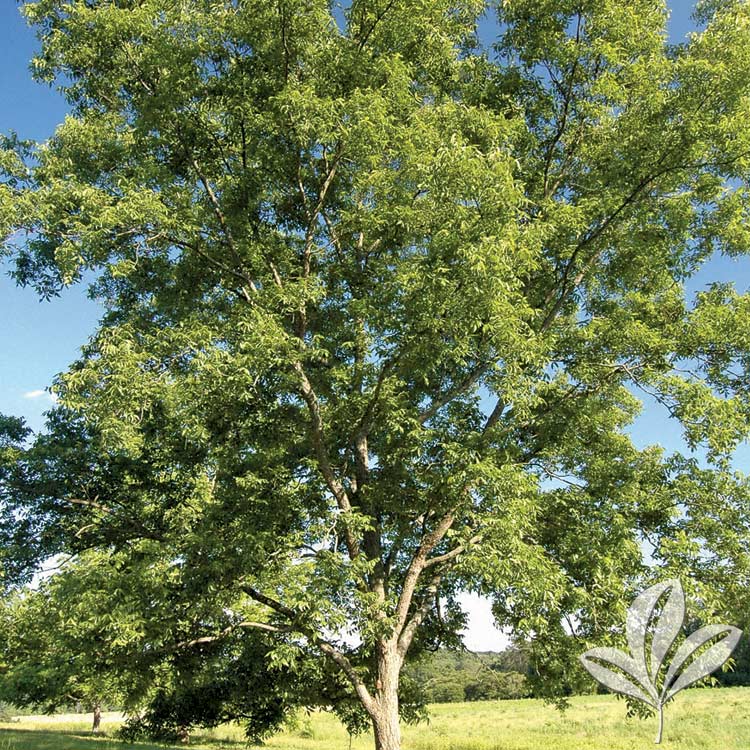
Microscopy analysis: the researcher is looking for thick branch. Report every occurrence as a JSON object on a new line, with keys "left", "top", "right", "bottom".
{"left": 65, "top": 496, "right": 112, "bottom": 514}
{"left": 396, "top": 534, "right": 481, "bottom": 655}
{"left": 316, "top": 640, "right": 376, "bottom": 713}
{"left": 482, "top": 397, "right": 506, "bottom": 435}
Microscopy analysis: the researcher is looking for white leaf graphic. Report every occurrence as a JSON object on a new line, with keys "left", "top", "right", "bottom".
{"left": 580, "top": 577, "right": 743, "bottom": 743}
{"left": 663, "top": 624, "right": 742, "bottom": 701}
{"left": 579, "top": 647, "right": 656, "bottom": 707}
{"left": 649, "top": 580, "right": 685, "bottom": 681}
{"left": 625, "top": 579, "right": 682, "bottom": 690}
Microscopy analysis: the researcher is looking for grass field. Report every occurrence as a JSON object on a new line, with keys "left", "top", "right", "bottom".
{"left": 1, "top": 688, "right": 749, "bottom": 749}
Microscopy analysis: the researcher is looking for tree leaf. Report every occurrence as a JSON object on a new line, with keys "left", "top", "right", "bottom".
{"left": 579, "top": 647, "right": 656, "bottom": 706}
{"left": 648, "top": 579, "right": 685, "bottom": 682}
{"left": 663, "top": 624, "right": 742, "bottom": 700}
{"left": 625, "top": 579, "right": 682, "bottom": 692}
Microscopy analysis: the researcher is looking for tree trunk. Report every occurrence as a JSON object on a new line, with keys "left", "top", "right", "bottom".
{"left": 372, "top": 697, "right": 401, "bottom": 750}
{"left": 91, "top": 704, "right": 101, "bottom": 734}
{"left": 371, "top": 640, "right": 402, "bottom": 750}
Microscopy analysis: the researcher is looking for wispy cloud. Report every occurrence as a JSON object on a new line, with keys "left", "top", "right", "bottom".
{"left": 23, "top": 390, "right": 46, "bottom": 399}
{"left": 23, "top": 389, "right": 58, "bottom": 403}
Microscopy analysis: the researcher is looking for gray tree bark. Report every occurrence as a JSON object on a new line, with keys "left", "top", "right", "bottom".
{"left": 370, "top": 639, "right": 402, "bottom": 750}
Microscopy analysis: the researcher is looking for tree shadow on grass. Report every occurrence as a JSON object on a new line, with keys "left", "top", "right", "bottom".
{"left": 1, "top": 727, "right": 142, "bottom": 750}
{"left": 0, "top": 727, "right": 247, "bottom": 750}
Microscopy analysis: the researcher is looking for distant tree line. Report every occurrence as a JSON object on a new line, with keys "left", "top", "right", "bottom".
{"left": 2, "top": 639, "right": 748, "bottom": 730}
{"left": 405, "top": 637, "right": 750, "bottom": 705}
{"left": 404, "top": 649, "right": 532, "bottom": 704}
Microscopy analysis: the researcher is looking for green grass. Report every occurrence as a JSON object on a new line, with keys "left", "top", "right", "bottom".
{"left": 1, "top": 688, "right": 749, "bottom": 749}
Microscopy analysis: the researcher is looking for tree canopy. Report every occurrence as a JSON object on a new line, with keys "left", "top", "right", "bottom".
{"left": 2, "top": 1, "right": 750, "bottom": 748}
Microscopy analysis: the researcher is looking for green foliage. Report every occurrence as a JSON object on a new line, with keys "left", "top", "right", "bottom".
{"left": 0, "top": 561, "right": 127, "bottom": 717}
{"left": 0, "top": 702, "right": 15, "bottom": 722}
{"left": 2, "top": 0, "right": 750, "bottom": 747}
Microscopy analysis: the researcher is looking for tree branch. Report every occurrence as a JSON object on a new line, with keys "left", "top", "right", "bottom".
{"left": 242, "top": 584, "right": 375, "bottom": 711}
{"left": 418, "top": 362, "right": 489, "bottom": 424}
{"left": 393, "top": 511, "right": 456, "bottom": 635}
{"left": 169, "top": 235, "right": 257, "bottom": 299}
{"left": 292, "top": 360, "right": 360, "bottom": 559}
{"left": 176, "top": 620, "right": 287, "bottom": 650}
{"left": 190, "top": 158, "right": 239, "bottom": 255}
{"left": 240, "top": 585, "right": 297, "bottom": 619}
{"left": 397, "top": 569, "right": 444, "bottom": 656}
{"left": 316, "top": 639, "right": 376, "bottom": 712}
{"left": 423, "top": 534, "right": 482, "bottom": 570}
{"left": 543, "top": 15, "right": 582, "bottom": 199}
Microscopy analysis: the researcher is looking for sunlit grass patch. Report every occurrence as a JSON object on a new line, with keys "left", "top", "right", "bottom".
{"left": 2, "top": 688, "right": 749, "bottom": 749}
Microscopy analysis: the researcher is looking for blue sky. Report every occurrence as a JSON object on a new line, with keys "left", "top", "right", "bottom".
{"left": 1, "top": 2, "right": 748, "bottom": 648}
{"left": 0, "top": 4, "right": 97, "bottom": 433}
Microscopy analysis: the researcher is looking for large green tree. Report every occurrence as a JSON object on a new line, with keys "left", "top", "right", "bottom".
{"left": 3, "top": 1, "right": 750, "bottom": 748}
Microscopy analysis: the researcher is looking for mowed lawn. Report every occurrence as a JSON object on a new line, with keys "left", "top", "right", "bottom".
{"left": 1, "top": 688, "right": 749, "bottom": 750}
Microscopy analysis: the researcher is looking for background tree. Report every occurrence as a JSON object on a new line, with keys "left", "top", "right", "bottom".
{"left": 0, "top": 560, "right": 127, "bottom": 733}
{"left": 2, "top": 1, "right": 750, "bottom": 749}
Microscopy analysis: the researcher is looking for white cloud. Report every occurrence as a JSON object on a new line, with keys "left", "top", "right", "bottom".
{"left": 23, "top": 389, "right": 57, "bottom": 403}
{"left": 23, "top": 389, "right": 46, "bottom": 399}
